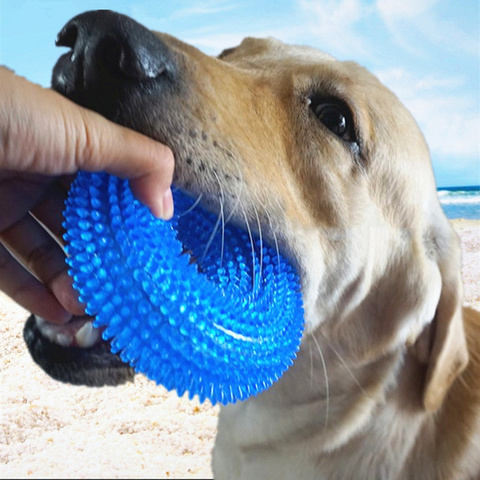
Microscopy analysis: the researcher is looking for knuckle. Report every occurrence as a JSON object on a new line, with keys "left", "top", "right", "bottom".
{"left": 77, "top": 115, "right": 97, "bottom": 165}
{"left": 159, "top": 146, "right": 175, "bottom": 179}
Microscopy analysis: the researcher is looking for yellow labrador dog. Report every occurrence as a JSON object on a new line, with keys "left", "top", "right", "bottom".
{"left": 26, "top": 10, "right": 480, "bottom": 480}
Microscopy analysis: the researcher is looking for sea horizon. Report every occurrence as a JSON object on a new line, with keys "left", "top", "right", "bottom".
{"left": 437, "top": 185, "right": 480, "bottom": 220}
{"left": 437, "top": 185, "right": 480, "bottom": 191}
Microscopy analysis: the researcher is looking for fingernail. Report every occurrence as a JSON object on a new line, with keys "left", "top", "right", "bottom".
{"left": 161, "top": 188, "right": 174, "bottom": 220}
{"left": 51, "top": 271, "right": 86, "bottom": 319}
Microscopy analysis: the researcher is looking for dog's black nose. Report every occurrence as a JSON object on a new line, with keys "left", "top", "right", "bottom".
{"left": 52, "top": 10, "right": 174, "bottom": 98}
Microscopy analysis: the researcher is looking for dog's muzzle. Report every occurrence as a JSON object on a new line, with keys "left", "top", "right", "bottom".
{"left": 51, "top": 9, "right": 177, "bottom": 118}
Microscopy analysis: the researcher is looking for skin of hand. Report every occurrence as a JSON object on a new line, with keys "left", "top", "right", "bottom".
{"left": 0, "top": 67, "right": 175, "bottom": 324}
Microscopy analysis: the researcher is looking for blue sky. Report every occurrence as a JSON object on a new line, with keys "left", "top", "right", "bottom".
{"left": 1, "top": 0, "right": 478, "bottom": 187}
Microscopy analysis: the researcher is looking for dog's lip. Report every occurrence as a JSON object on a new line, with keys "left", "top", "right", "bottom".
{"left": 35, "top": 315, "right": 103, "bottom": 349}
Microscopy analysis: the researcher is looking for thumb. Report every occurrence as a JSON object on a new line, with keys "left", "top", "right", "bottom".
{"left": 73, "top": 107, "right": 175, "bottom": 219}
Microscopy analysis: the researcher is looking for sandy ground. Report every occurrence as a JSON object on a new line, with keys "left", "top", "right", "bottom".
{"left": 1, "top": 219, "right": 479, "bottom": 479}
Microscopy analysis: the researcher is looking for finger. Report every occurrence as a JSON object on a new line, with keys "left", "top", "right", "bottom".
{"left": 130, "top": 170, "right": 175, "bottom": 219}
{"left": 1, "top": 69, "right": 175, "bottom": 219}
{"left": 0, "top": 214, "right": 85, "bottom": 316}
{"left": 0, "top": 243, "right": 72, "bottom": 324}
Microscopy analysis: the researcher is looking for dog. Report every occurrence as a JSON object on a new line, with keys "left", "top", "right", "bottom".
{"left": 23, "top": 10, "right": 480, "bottom": 480}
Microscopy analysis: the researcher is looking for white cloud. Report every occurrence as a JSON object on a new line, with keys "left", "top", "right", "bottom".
{"left": 181, "top": 0, "right": 374, "bottom": 57}
{"left": 376, "top": 68, "right": 480, "bottom": 159}
{"left": 168, "top": 3, "right": 238, "bottom": 20}
{"left": 296, "top": 0, "right": 374, "bottom": 57}
{"left": 184, "top": 32, "right": 249, "bottom": 54}
{"left": 375, "top": 0, "right": 479, "bottom": 57}
{"left": 299, "top": 0, "right": 364, "bottom": 25}
{"left": 417, "top": 15, "right": 480, "bottom": 57}
{"left": 130, "top": 1, "right": 239, "bottom": 33}
{"left": 376, "top": 0, "right": 439, "bottom": 20}
{"left": 413, "top": 76, "right": 467, "bottom": 91}
{"left": 377, "top": 68, "right": 468, "bottom": 93}
{"left": 412, "top": 97, "right": 480, "bottom": 158}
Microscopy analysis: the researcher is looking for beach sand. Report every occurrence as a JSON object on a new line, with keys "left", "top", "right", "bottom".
{"left": 1, "top": 220, "right": 478, "bottom": 479}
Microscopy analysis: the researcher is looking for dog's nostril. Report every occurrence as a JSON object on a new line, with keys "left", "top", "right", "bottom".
{"left": 99, "top": 36, "right": 124, "bottom": 78}
{"left": 99, "top": 35, "right": 166, "bottom": 81}
{"left": 55, "top": 23, "right": 78, "bottom": 49}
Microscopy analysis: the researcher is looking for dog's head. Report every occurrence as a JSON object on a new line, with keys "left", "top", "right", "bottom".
{"left": 47, "top": 10, "right": 467, "bottom": 410}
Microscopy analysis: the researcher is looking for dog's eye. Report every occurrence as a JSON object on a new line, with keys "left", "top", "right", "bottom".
{"left": 315, "top": 104, "right": 351, "bottom": 138}
{"left": 310, "top": 100, "right": 356, "bottom": 144}
{"left": 316, "top": 104, "right": 347, "bottom": 135}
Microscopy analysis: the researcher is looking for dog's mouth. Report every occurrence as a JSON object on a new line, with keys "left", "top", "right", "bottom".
{"left": 23, "top": 314, "right": 135, "bottom": 386}
{"left": 34, "top": 315, "right": 101, "bottom": 348}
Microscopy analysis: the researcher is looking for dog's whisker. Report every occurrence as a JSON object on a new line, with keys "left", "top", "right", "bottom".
{"left": 200, "top": 173, "right": 225, "bottom": 265}
{"left": 220, "top": 201, "right": 225, "bottom": 267}
{"left": 224, "top": 160, "right": 245, "bottom": 225}
{"left": 273, "top": 233, "right": 281, "bottom": 269}
{"left": 217, "top": 177, "right": 226, "bottom": 267}
{"left": 200, "top": 209, "right": 222, "bottom": 265}
{"left": 241, "top": 206, "right": 257, "bottom": 297}
{"left": 311, "top": 332, "right": 330, "bottom": 432}
{"left": 179, "top": 192, "right": 203, "bottom": 217}
{"left": 309, "top": 344, "right": 315, "bottom": 390}
{"left": 265, "top": 209, "right": 282, "bottom": 268}
{"left": 252, "top": 203, "right": 263, "bottom": 291}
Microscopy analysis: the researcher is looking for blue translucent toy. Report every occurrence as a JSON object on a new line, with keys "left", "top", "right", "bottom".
{"left": 63, "top": 172, "right": 304, "bottom": 405}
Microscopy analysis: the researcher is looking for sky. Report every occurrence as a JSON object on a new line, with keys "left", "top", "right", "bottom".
{"left": 0, "top": 0, "right": 478, "bottom": 187}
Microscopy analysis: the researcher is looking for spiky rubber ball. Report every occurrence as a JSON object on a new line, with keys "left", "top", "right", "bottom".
{"left": 63, "top": 171, "right": 304, "bottom": 405}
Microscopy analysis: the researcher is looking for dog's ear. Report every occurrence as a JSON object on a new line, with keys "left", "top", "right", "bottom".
{"left": 414, "top": 228, "right": 469, "bottom": 411}
{"left": 422, "top": 278, "right": 468, "bottom": 411}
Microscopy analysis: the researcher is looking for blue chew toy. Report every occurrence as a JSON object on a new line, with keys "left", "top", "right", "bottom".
{"left": 63, "top": 171, "right": 304, "bottom": 405}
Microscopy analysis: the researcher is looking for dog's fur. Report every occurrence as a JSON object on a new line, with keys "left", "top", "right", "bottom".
{"left": 29, "top": 11, "right": 480, "bottom": 480}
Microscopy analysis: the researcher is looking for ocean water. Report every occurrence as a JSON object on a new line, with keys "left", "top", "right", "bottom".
{"left": 438, "top": 186, "right": 480, "bottom": 220}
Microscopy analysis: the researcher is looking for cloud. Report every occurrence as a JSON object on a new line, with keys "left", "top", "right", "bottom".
{"left": 179, "top": 0, "right": 379, "bottom": 59}
{"left": 376, "top": 0, "right": 439, "bottom": 20}
{"left": 377, "top": 68, "right": 468, "bottom": 93}
{"left": 375, "top": 0, "right": 479, "bottom": 57}
{"left": 130, "top": 1, "right": 239, "bottom": 34}
{"left": 168, "top": 2, "right": 238, "bottom": 20}
{"left": 295, "top": 0, "right": 375, "bottom": 58}
{"left": 417, "top": 15, "right": 479, "bottom": 58}
{"left": 183, "top": 32, "right": 249, "bottom": 54}
{"left": 376, "top": 68, "right": 480, "bottom": 159}
{"left": 131, "top": 1, "right": 286, "bottom": 55}
{"left": 413, "top": 76, "right": 467, "bottom": 91}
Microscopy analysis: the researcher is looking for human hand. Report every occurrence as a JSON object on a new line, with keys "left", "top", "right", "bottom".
{"left": 0, "top": 67, "right": 174, "bottom": 324}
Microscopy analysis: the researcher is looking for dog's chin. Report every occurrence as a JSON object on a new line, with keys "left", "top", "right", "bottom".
{"left": 23, "top": 314, "right": 134, "bottom": 387}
